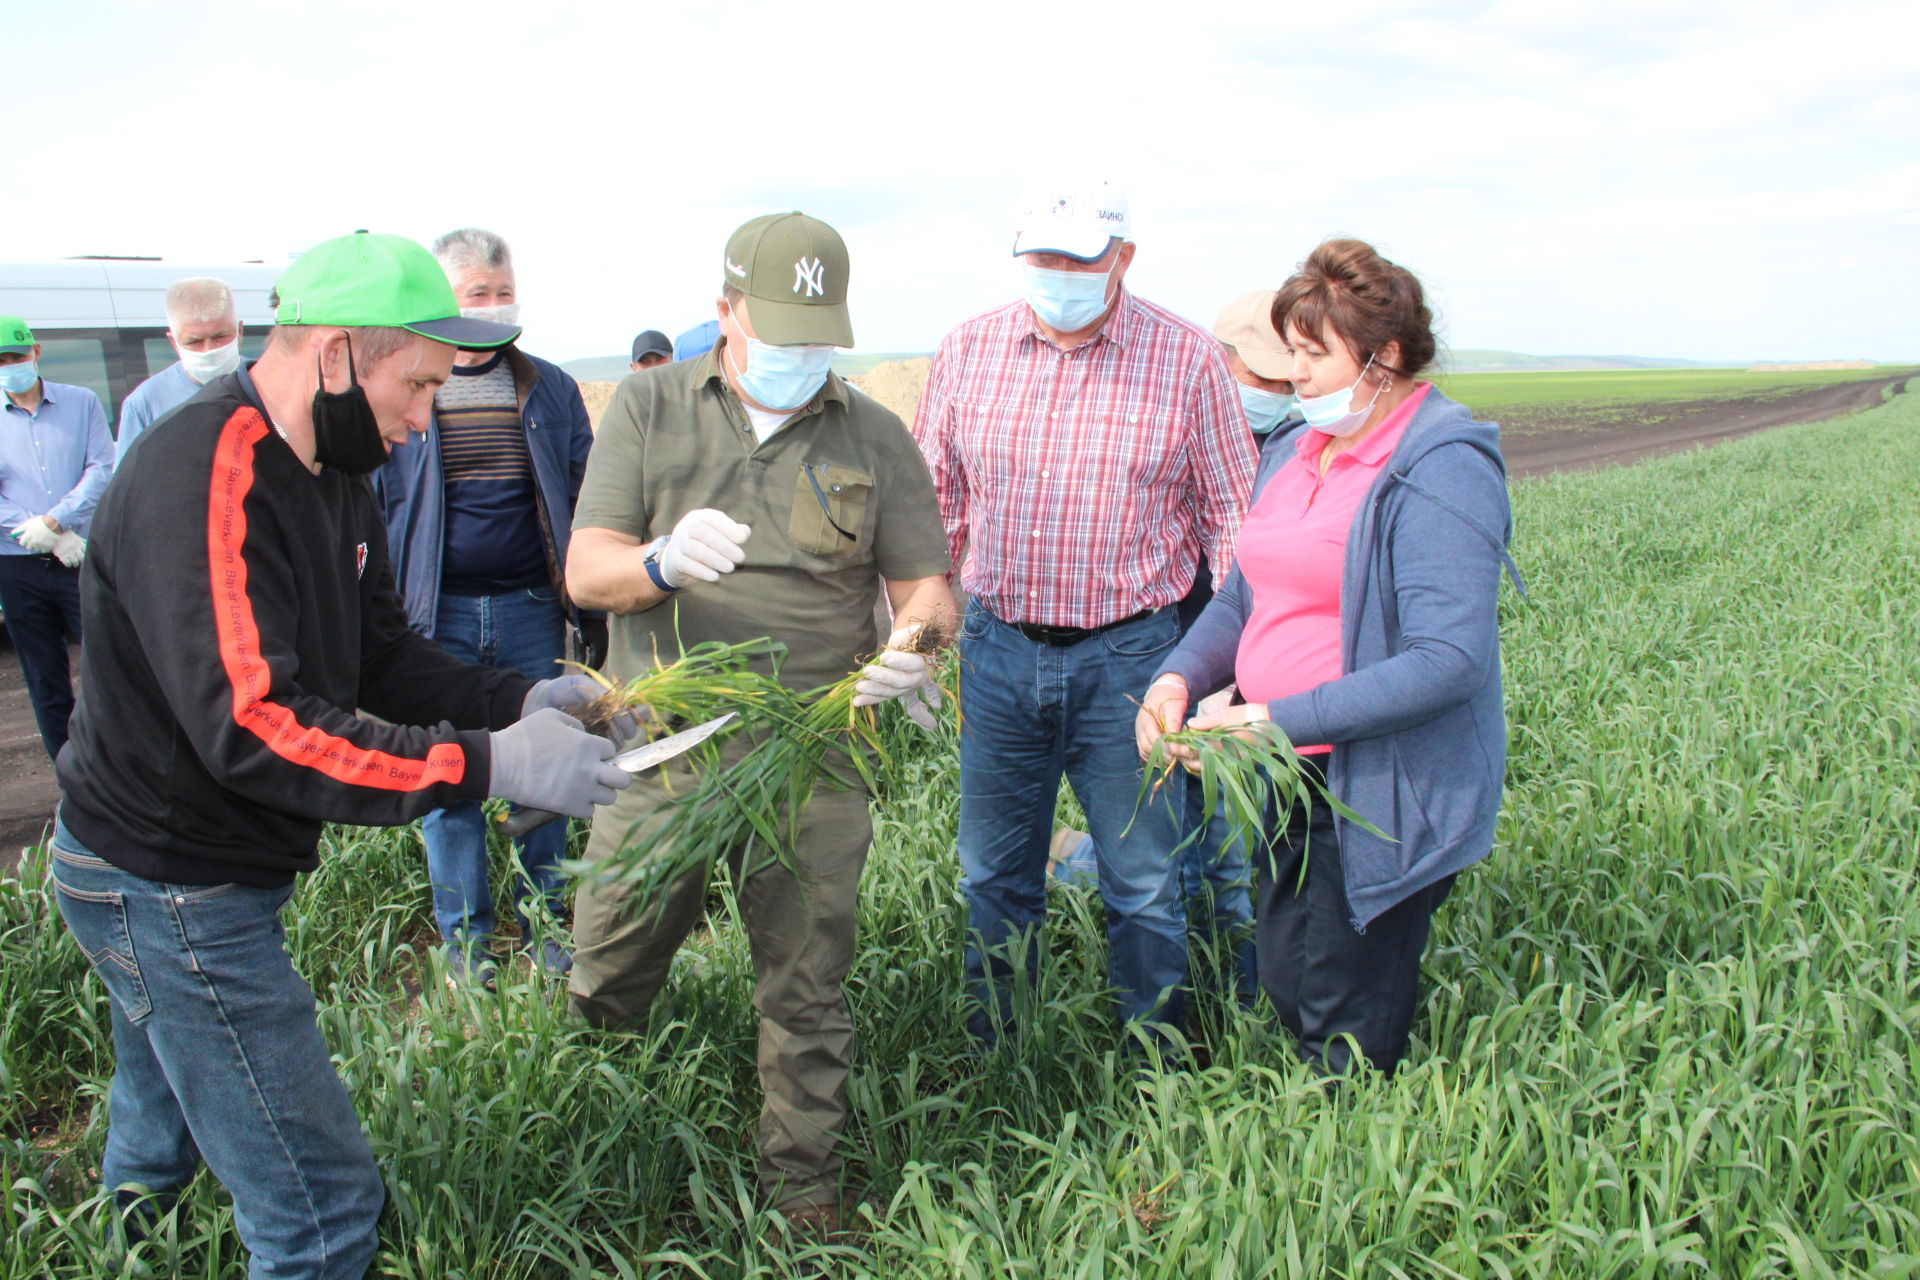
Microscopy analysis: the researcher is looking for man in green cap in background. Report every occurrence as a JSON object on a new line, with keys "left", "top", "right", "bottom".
{"left": 565, "top": 212, "right": 954, "bottom": 1231}
{"left": 50, "top": 231, "right": 634, "bottom": 1279}
{"left": 0, "top": 315, "right": 113, "bottom": 762}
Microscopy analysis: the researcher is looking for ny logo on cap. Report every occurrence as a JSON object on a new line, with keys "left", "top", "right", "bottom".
{"left": 793, "top": 256, "right": 825, "bottom": 298}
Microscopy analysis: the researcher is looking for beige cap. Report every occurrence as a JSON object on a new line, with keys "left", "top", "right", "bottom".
{"left": 1213, "top": 290, "right": 1288, "bottom": 380}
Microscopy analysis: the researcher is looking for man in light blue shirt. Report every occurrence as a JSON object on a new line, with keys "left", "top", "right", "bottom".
{"left": 116, "top": 278, "right": 245, "bottom": 461}
{"left": 1, "top": 316, "right": 114, "bottom": 760}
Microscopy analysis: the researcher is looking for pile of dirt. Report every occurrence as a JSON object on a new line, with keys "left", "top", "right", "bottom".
{"left": 581, "top": 381, "right": 619, "bottom": 429}
{"left": 1748, "top": 361, "right": 1875, "bottom": 371}
{"left": 849, "top": 358, "right": 930, "bottom": 423}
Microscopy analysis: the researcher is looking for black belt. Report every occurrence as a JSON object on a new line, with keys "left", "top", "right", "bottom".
{"left": 1010, "top": 608, "right": 1156, "bottom": 648}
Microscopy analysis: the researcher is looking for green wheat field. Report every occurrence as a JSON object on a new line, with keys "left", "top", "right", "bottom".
{"left": 1432, "top": 365, "right": 1915, "bottom": 431}
{"left": 3, "top": 387, "right": 1917, "bottom": 1277}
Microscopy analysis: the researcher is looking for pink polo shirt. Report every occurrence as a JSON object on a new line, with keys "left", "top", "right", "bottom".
{"left": 1234, "top": 383, "right": 1431, "bottom": 753}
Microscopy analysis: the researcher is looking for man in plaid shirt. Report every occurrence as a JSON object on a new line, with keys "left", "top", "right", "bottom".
{"left": 913, "top": 181, "right": 1255, "bottom": 1047}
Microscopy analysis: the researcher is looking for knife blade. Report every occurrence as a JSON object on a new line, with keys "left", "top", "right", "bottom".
{"left": 496, "top": 712, "right": 739, "bottom": 838}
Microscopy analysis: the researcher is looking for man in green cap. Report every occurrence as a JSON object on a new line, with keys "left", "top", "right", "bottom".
{"left": 50, "top": 231, "right": 635, "bottom": 1279}
{"left": 1, "top": 314, "right": 113, "bottom": 763}
{"left": 565, "top": 212, "right": 954, "bottom": 1231}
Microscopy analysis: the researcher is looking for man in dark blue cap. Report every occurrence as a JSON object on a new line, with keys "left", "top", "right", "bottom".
{"left": 629, "top": 329, "right": 673, "bottom": 372}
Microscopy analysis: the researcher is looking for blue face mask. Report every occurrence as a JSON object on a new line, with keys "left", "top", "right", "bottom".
{"left": 731, "top": 336, "right": 834, "bottom": 411}
{"left": 1021, "top": 261, "right": 1114, "bottom": 332}
{"left": 1236, "top": 383, "right": 1294, "bottom": 436}
{"left": 0, "top": 360, "right": 38, "bottom": 396}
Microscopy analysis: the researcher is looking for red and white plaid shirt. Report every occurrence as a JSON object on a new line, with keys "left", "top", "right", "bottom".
{"left": 913, "top": 291, "right": 1255, "bottom": 628}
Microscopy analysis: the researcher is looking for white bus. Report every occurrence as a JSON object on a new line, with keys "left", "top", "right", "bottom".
{"left": 0, "top": 258, "right": 282, "bottom": 433}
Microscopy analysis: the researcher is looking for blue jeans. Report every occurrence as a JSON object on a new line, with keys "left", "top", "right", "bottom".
{"left": 48, "top": 816, "right": 384, "bottom": 1279}
{"left": 957, "top": 601, "right": 1188, "bottom": 1043}
{"left": 421, "top": 588, "right": 568, "bottom": 946}
{"left": 1051, "top": 779, "right": 1257, "bottom": 1006}
{"left": 0, "top": 551, "right": 83, "bottom": 761}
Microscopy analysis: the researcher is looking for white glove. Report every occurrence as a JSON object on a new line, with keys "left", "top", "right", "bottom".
{"left": 660, "top": 508, "right": 751, "bottom": 587}
{"left": 12, "top": 517, "right": 58, "bottom": 555}
{"left": 52, "top": 530, "right": 86, "bottom": 568}
{"left": 1195, "top": 685, "right": 1235, "bottom": 717}
{"left": 852, "top": 624, "right": 940, "bottom": 731}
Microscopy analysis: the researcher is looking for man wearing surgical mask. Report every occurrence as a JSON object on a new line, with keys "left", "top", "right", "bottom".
{"left": 564, "top": 211, "right": 953, "bottom": 1232}
{"left": 913, "top": 180, "right": 1255, "bottom": 1052}
{"left": 0, "top": 315, "right": 113, "bottom": 761}
{"left": 1047, "top": 290, "right": 1304, "bottom": 1003}
{"left": 370, "top": 227, "right": 600, "bottom": 988}
{"left": 116, "top": 278, "right": 246, "bottom": 461}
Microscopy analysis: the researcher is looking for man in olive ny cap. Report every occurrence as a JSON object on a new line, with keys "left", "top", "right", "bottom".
{"left": 50, "top": 231, "right": 634, "bottom": 1279}
{"left": 565, "top": 212, "right": 954, "bottom": 1231}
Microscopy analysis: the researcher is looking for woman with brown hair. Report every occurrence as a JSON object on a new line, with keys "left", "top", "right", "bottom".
{"left": 1134, "top": 238, "right": 1520, "bottom": 1075}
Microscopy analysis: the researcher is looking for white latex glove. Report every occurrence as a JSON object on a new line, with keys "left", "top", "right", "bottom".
{"left": 1195, "top": 685, "right": 1235, "bottom": 717}
{"left": 1135, "top": 675, "right": 1189, "bottom": 762}
{"left": 52, "top": 530, "right": 86, "bottom": 568}
{"left": 852, "top": 624, "right": 940, "bottom": 730}
{"left": 12, "top": 517, "right": 58, "bottom": 555}
{"left": 660, "top": 508, "right": 751, "bottom": 587}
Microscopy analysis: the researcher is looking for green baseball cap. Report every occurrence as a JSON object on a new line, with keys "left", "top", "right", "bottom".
{"left": 0, "top": 316, "right": 34, "bottom": 354}
{"left": 721, "top": 212, "right": 854, "bottom": 347}
{"left": 272, "top": 231, "right": 521, "bottom": 349}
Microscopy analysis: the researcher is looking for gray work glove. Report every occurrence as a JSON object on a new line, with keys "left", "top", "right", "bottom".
{"left": 521, "top": 674, "right": 642, "bottom": 745}
{"left": 488, "top": 708, "right": 631, "bottom": 819}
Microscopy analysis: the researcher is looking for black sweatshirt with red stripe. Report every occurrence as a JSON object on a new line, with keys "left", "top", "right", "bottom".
{"left": 57, "top": 370, "right": 534, "bottom": 887}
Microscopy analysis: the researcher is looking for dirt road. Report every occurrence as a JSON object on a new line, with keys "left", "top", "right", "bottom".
{"left": 1, "top": 372, "right": 1907, "bottom": 869}
{"left": 1500, "top": 374, "right": 1908, "bottom": 476}
{"left": 0, "top": 644, "right": 58, "bottom": 864}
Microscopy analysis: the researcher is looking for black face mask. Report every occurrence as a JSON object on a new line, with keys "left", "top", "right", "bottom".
{"left": 311, "top": 336, "right": 391, "bottom": 475}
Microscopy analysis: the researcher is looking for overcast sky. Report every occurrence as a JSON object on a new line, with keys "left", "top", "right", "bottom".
{"left": 10, "top": 0, "right": 1915, "bottom": 365}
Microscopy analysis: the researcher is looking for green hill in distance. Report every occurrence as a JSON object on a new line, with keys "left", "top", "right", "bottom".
{"left": 1441, "top": 349, "right": 1720, "bottom": 373}
{"left": 560, "top": 349, "right": 1878, "bottom": 382}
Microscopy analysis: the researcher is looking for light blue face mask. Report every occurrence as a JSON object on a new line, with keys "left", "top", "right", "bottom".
{"left": 732, "top": 336, "right": 834, "bottom": 411}
{"left": 1236, "top": 383, "right": 1295, "bottom": 436}
{"left": 1021, "top": 261, "right": 1114, "bottom": 332}
{"left": 0, "top": 360, "right": 38, "bottom": 396}
{"left": 1294, "top": 352, "right": 1384, "bottom": 438}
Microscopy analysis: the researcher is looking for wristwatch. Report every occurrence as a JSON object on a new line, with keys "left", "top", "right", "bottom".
{"left": 642, "top": 535, "right": 678, "bottom": 592}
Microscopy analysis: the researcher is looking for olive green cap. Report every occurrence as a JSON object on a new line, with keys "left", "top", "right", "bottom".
{"left": 272, "top": 231, "right": 521, "bottom": 349}
{"left": 0, "top": 316, "right": 34, "bottom": 354}
{"left": 721, "top": 212, "right": 854, "bottom": 347}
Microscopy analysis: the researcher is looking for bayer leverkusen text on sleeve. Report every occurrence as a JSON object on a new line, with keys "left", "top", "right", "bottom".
{"left": 56, "top": 374, "right": 533, "bottom": 889}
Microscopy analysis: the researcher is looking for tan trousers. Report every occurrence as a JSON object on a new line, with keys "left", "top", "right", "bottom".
{"left": 568, "top": 753, "right": 871, "bottom": 1211}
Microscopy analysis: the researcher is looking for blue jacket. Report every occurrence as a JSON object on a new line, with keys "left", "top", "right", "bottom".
{"left": 372, "top": 347, "right": 596, "bottom": 638}
{"left": 1161, "top": 388, "right": 1522, "bottom": 927}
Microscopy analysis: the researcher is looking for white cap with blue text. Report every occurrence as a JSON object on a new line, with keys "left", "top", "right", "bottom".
{"left": 1012, "top": 180, "right": 1131, "bottom": 261}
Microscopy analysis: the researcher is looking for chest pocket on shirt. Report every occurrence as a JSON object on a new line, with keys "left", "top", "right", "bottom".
{"left": 789, "top": 463, "right": 873, "bottom": 557}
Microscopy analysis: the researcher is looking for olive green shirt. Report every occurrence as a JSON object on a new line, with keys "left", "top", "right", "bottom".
{"left": 574, "top": 343, "right": 950, "bottom": 693}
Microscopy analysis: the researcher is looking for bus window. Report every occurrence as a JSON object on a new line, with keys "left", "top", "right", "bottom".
{"left": 35, "top": 335, "right": 113, "bottom": 417}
